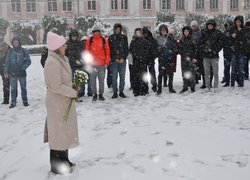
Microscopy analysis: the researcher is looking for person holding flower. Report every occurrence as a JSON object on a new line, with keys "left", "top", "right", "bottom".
{"left": 43, "top": 32, "right": 79, "bottom": 175}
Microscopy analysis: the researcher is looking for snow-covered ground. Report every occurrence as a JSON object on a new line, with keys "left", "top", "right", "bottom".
{"left": 0, "top": 53, "right": 250, "bottom": 180}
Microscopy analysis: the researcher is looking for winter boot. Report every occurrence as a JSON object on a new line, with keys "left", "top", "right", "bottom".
{"left": 23, "top": 102, "right": 29, "bottom": 107}
{"left": 1, "top": 100, "right": 9, "bottom": 104}
{"left": 152, "top": 86, "right": 157, "bottom": 92}
{"left": 63, "top": 150, "right": 76, "bottom": 167}
{"left": 50, "top": 150, "right": 72, "bottom": 174}
{"left": 179, "top": 88, "right": 188, "bottom": 94}
{"left": 112, "top": 92, "right": 118, "bottom": 99}
{"left": 169, "top": 88, "right": 176, "bottom": 93}
{"left": 223, "top": 82, "right": 230, "bottom": 87}
{"left": 119, "top": 92, "right": 126, "bottom": 98}
{"left": 92, "top": 94, "right": 98, "bottom": 101}
{"left": 9, "top": 103, "right": 16, "bottom": 108}
{"left": 99, "top": 94, "right": 105, "bottom": 101}
{"left": 157, "top": 87, "right": 162, "bottom": 95}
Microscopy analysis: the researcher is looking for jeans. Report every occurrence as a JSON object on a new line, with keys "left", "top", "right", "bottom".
{"left": 147, "top": 64, "right": 157, "bottom": 88}
{"left": 111, "top": 60, "right": 126, "bottom": 93}
{"left": 231, "top": 53, "right": 245, "bottom": 87}
{"left": 203, "top": 58, "right": 219, "bottom": 89}
{"left": 107, "top": 64, "right": 113, "bottom": 88}
{"left": 223, "top": 57, "right": 231, "bottom": 84}
{"left": 89, "top": 66, "right": 106, "bottom": 94}
{"left": 10, "top": 76, "right": 28, "bottom": 103}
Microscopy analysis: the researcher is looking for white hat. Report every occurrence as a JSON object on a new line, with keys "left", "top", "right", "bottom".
{"left": 190, "top": 20, "right": 199, "bottom": 27}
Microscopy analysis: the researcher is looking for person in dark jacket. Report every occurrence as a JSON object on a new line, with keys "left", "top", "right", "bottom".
{"left": 179, "top": 26, "right": 197, "bottom": 93}
{"left": 4, "top": 36, "right": 31, "bottom": 108}
{"left": 0, "top": 40, "right": 10, "bottom": 104}
{"left": 40, "top": 28, "right": 61, "bottom": 68}
{"left": 142, "top": 27, "right": 158, "bottom": 92}
{"left": 198, "top": 19, "right": 223, "bottom": 91}
{"left": 65, "top": 29, "right": 85, "bottom": 101}
{"left": 244, "top": 21, "right": 250, "bottom": 80}
{"left": 156, "top": 24, "right": 177, "bottom": 95}
{"left": 221, "top": 20, "right": 234, "bottom": 87}
{"left": 230, "top": 15, "right": 247, "bottom": 87}
{"left": 129, "top": 28, "right": 148, "bottom": 96}
{"left": 190, "top": 20, "right": 213, "bottom": 88}
{"left": 108, "top": 23, "right": 129, "bottom": 98}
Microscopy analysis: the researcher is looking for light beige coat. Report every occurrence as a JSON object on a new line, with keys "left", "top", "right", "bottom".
{"left": 43, "top": 50, "right": 79, "bottom": 150}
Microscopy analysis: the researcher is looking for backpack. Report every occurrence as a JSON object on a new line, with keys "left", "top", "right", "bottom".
{"left": 89, "top": 36, "right": 106, "bottom": 50}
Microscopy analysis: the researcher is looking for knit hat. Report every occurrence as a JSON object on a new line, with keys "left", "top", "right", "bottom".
{"left": 92, "top": 23, "right": 102, "bottom": 33}
{"left": 190, "top": 20, "right": 198, "bottom": 27}
{"left": 46, "top": 32, "right": 66, "bottom": 51}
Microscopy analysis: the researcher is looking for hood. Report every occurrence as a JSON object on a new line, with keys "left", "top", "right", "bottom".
{"left": 11, "top": 36, "right": 22, "bottom": 47}
{"left": 69, "top": 29, "right": 79, "bottom": 39}
{"left": 142, "top": 27, "right": 153, "bottom": 38}
{"left": 206, "top": 19, "right": 216, "bottom": 29}
{"left": 159, "top": 24, "right": 168, "bottom": 35}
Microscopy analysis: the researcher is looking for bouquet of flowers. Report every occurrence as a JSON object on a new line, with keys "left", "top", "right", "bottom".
{"left": 64, "top": 70, "right": 88, "bottom": 122}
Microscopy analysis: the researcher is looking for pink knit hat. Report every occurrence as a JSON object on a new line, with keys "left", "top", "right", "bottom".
{"left": 46, "top": 32, "right": 66, "bottom": 51}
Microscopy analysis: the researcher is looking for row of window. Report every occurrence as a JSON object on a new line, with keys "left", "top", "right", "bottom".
{"left": 195, "top": 0, "right": 250, "bottom": 10}
{"left": 10, "top": 0, "right": 250, "bottom": 13}
{"left": 11, "top": 0, "right": 96, "bottom": 12}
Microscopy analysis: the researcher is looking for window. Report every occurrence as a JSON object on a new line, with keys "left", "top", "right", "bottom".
{"left": 230, "top": 0, "right": 239, "bottom": 9}
{"left": 245, "top": 0, "right": 250, "bottom": 9}
{"left": 196, "top": 0, "right": 204, "bottom": 9}
{"left": 121, "top": 0, "right": 128, "bottom": 9}
{"left": 12, "top": 0, "right": 21, "bottom": 12}
{"left": 143, "top": 0, "right": 151, "bottom": 9}
{"left": 162, "top": 0, "right": 171, "bottom": 10}
{"left": 88, "top": 0, "right": 96, "bottom": 10}
{"left": 176, "top": 0, "right": 184, "bottom": 10}
{"left": 26, "top": 0, "right": 36, "bottom": 12}
{"left": 63, "top": 0, "right": 72, "bottom": 11}
{"left": 48, "top": 0, "right": 57, "bottom": 12}
{"left": 111, "top": 0, "right": 118, "bottom": 10}
{"left": 210, "top": 0, "right": 218, "bottom": 9}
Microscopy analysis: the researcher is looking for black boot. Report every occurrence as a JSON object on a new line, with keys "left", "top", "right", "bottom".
{"left": 169, "top": 88, "right": 176, "bottom": 93}
{"left": 99, "top": 94, "right": 105, "bottom": 101}
{"left": 223, "top": 82, "right": 230, "bottom": 87}
{"left": 179, "top": 88, "right": 188, "bottom": 94}
{"left": 157, "top": 87, "right": 162, "bottom": 95}
{"left": 63, "top": 150, "right": 76, "bottom": 167}
{"left": 112, "top": 92, "right": 118, "bottom": 99}
{"left": 1, "top": 99, "right": 9, "bottom": 104}
{"left": 119, "top": 92, "right": 126, "bottom": 98}
{"left": 92, "top": 94, "right": 97, "bottom": 101}
{"left": 50, "top": 150, "right": 72, "bottom": 174}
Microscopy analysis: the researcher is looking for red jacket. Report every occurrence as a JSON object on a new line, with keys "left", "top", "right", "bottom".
{"left": 85, "top": 34, "right": 110, "bottom": 66}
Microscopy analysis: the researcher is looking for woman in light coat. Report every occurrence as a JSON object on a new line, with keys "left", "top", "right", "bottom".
{"left": 43, "top": 32, "right": 79, "bottom": 174}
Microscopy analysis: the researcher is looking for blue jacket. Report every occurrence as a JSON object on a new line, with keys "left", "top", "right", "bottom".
{"left": 4, "top": 47, "right": 31, "bottom": 77}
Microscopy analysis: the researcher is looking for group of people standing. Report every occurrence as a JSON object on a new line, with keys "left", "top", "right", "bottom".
{"left": 0, "top": 15, "right": 250, "bottom": 175}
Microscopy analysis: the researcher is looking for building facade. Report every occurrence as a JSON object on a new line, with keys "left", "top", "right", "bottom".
{"left": 0, "top": 0, "right": 249, "bottom": 43}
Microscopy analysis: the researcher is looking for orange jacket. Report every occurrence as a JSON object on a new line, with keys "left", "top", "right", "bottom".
{"left": 85, "top": 34, "right": 110, "bottom": 66}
